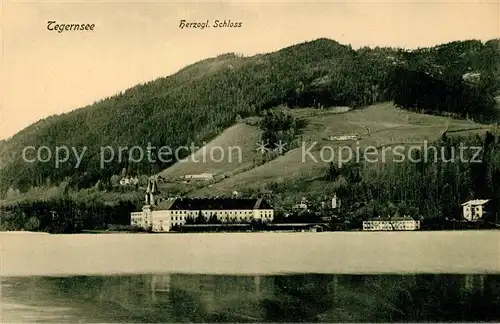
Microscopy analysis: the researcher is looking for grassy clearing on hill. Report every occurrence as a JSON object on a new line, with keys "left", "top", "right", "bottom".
{"left": 158, "top": 123, "right": 261, "bottom": 181}
{"left": 184, "top": 102, "right": 491, "bottom": 196}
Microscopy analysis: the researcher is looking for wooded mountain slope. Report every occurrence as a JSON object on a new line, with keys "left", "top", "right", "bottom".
{"left": 1, "top": 38, "right": 499, "bottom": 196}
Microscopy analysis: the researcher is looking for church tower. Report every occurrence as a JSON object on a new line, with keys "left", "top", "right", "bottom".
{"left": 145, "top": 176, "right": 159, "bottom": 207}
{"left": 142, "top": 176, "right": 160, "bottom": 231}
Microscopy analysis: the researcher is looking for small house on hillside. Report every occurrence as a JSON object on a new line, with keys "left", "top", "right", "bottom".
{"left": 119, "top": 176, "right": 139, "bottom": 186}
{"left": 328, "top": 134, "right": 359, "bottom": 141}
{"left": 331, "top": 194, "right": 340, "bottom": 209}
{"left": 462, "top": 72, "right": 481, "bottom": 84}
{"left": 461, "top": 199, "right": 490, "bottom": 222}
{"left": 183, "top": 173, "right": 214, "bottom": 181}
{"left": 292, "top": 197, "right": 309, "bottom": 211}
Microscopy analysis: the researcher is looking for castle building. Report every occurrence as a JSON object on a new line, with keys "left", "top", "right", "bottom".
{"left": 130, "top": 177, "right": 274, "bottom": 232}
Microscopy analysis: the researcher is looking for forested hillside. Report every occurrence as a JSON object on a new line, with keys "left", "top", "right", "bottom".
{"left": 1, "top": 38, "right": 499, "bottom": 196}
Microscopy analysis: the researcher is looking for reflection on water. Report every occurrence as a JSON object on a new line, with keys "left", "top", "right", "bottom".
{"left": 2, "top": 273, "right": 500, "bottom": 323}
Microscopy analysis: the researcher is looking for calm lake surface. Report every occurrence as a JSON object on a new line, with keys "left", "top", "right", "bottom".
{"left": 1, "top": 231, "right": 499, "bottom": 322}
{"left": 2, "top": 274, "right": 500, "bottom": 322}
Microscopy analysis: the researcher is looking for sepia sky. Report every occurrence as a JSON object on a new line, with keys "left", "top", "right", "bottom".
{"left": 1, "top": 0, "right": 499, "bottom": 140}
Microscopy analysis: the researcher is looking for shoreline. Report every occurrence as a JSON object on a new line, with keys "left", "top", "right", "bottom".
{"left": 2, "top": 227, "right": 498, "bottom": 235}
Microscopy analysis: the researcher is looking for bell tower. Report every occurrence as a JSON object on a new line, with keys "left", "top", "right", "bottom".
{"left": 145, "top": 176, "right": 159, "bottom": 207}
{"left": 142, "top": 176, "right": 160, "bottom": 231}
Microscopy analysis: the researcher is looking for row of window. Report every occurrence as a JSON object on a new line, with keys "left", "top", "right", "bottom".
{"left": 170, "top": 210, "right": 273, "bottom": 215}
{"left": 364, "top": 221, "right": 418, "bottom": 225}
{"left": 363, "top": 224, "right": 418, "bottom": 230}
{"left": 170, "top": 215, "right": 273, "bottom": 221}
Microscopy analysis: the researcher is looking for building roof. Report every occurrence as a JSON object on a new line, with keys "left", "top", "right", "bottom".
{"left": 155, "top": 197, "right": 272, "bottom": 211}
{"left": 155, "top": 198, "right": 176, "bottom": 210}
{"left": 461, "top": 199, "right": 490, "bottom": 206}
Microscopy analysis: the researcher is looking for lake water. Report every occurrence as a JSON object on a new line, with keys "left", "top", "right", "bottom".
{"left": 1, "top": 231, "right": 499, "bottom": 322}
{"left": 2, "top": 273, "right": 500, "bottom": 322}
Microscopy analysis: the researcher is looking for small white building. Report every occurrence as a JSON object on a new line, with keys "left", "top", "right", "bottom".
{"left": 328, "top": 134, "right": 359, "bottom": 141}
{"left": 119, "top": 177, "right": 129, "bottom": 186}
{"left": 292, "top": 197, "right": 309, "bottom": 211}
{"left": 363, "top": 216, "right": 420, "bottom": 231}
{"left": 462, "top": 72, "right": 481, "bottom": 84}
{"left": 461, "top": 199, "right": 490, "bottom": 222}
{"left": 119, "top": 176, "right": 139, "bottom": 186}
{"left": 331, "top": 194, "right": 340, "bottom": 209}
{"left": 183, "top": 173, "right": 214, "bottom": 181}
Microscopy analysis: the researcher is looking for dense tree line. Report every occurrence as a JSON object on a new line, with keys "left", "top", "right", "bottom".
{"left": 256, "top": 110, "right": 306, "bottom": 164}
{"left": 390, "top": 67, "right": 497, "bottom": 119}
{"left": 0, "top": 197, "right": 139, "bottom": 233}
{"left": 332, "top": 131, "right": 500, "bottom": 223}
{"left": 0, "top": 38, "right": 499, "bottom": 196}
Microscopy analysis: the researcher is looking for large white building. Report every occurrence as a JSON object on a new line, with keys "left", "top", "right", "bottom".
{"left": 131, "top": 178, "right": 274, "bottom": 232}
{"left": 461, "top": 199, "right": 490, "bottom": 222}
{"left": 362, "top": 216, "right": 420, "bottom": 231}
